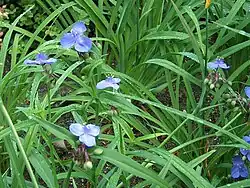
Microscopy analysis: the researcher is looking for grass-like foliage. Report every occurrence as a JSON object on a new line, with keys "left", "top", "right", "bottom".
{"left": 0, "top": 0, "right": 250, "bottom": 187}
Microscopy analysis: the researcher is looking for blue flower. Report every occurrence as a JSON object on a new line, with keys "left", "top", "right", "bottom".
{"left": 245, "top": 87, "right": 250, "bottom": 98}
{"left": 96, "top": 77, "right": 121, "bottom": 90}
{"left": 60, "top": 22, "right": 92, "bottom": 52}
{"left": 69, "top": 123, "right": 100, "bottom": 147}
{"left": 231, "top": 155, "right": 248, "bottom": 179}
{"left": 207, "top": 58, "right": 230, "bottom": 70}
{"left": 24, "top": 53, "right": 57, "bottom": 65}
{"left": 240, "top": 136, "right": 250, "bottom": 161}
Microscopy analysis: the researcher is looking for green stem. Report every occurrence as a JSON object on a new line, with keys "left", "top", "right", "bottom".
{"left": 40, "top": 129, "right": 59, "bottom": 188}
{"left": 0, "top": 98, "right": 39, "bottom": 188}
{"left": 205, "top": 8, "right": 209, "bottom": 77}
{"left": 95, "top": 99, "right": 99, "bottom": 125}
{"left": 0, "top": 167, "right": 5, "bottom": 187}
{"left": 136, "top": 0, "right": 140, "bottom": 66}
{"left": 62, "top": 161, "right": 74, "bottom": 188}
{"left": 47, "top": 80, "right": 51, "bottom": 121}
{"left": 93, "top": 74, "right": 99, "bottom": 125}
{"left": 220, "top": 0, "right": 223, "bottom": 17}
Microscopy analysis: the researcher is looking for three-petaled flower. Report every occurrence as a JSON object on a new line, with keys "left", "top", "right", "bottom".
{"left": 60, "top": 22, "right": 92, "bottom": 52}
{"left": 240, "top": 136, "right": 250, "bottom": 161}
{"left": 24, "top": 53, "right": 57, "bottom": 65}
{"left": 96, "top": 77, "right": 121, "bottom": 90}
{"left": 207, "top": 58, "right": 230, "bottom": 70}
{"left": 245, "top": 87, "right": 250, "bottom": 98}
{"left": 231, "top": 155, "right": 248, "bottom": 179}
{"left": 69, "top": 123, "right": 100, "bottom": 147}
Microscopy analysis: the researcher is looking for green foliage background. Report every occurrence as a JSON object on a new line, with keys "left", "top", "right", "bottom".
{"left": 0, "top": 0, "right": 250, "bottom": 187}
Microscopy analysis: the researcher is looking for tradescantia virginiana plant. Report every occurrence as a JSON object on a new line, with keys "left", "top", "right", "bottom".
{"left": 0, "top": 1, "right": 250, "bottom": 188}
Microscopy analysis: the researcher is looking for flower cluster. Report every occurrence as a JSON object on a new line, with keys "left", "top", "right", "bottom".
{"left": 222, "top": 87, "right": 250, "bottom": 112}
{"left": 24, "top": 53, "right": 57, "bottom": 66}
{"left": 69, "top": 123, "right": 100, "bottom": 147}
{"left": 69, "top": 76, "right": 121, "bottom": 147}
{"left": 60, "top": 22, "right": 92, "bottom": 52}
{"left": 24, "top": 22, "right": 92, "bottom": 66}
{"left": 205, "top": 58, "right": 231, "bottom": 90}
{"left": 207, "top": 58, "right": 230, "bottom": 70}
{"left": 231, "top": 155, "right": 248, "bottom": 179}
{"left": 96, "top": 76, "right": 121, "bottom": 90}
{"left": 24, "top": 21, "right": 121, "bottom": 167}
{"left": 240, "top": 136, "right": 250, "bottom": 161}
{"left": 231, "top": 136, "right": 250, "bottom": 179}
{"left": 204, "top": 71, "right": 231, "bottom": 90}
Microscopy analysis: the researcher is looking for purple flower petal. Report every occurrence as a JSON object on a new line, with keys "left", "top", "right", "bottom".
{"left": 96, "top": 77, "right": 121, "bottom": 90}
{"left": 72, "top": 22, "right": 87, "bottom": 35}
{"left": 106, "top": 77, "right": 121, "bottom": 84}
{"left": 231, "top": 165, "right": 240, "bottom": 179}
{"left": 231, "top": 156, "right": 248, "bottom": 179}
{"left": 41, "top": 58, "right": 57, "bottom": 65}
{"left": 243, "top": 136, "right": 250, "bottom": 143}
{"left": 25, "top": 53, "right": 57, "bottom": 66}
{"left": 233, "top": 155, "right": 244, "bottom": 165}
{"left": 218, "top": 63, "right": 230, "bottom": 69}
{"left": 240, "top": 148, "right": 249, "bottom": 156}
{"left": 113, "top": 78, "right": 121, "bottom": 84}
{"left": 245, "top": 87, "right": 250, "bottom": 98}
{"left": 207, "top": 58, "right": 230, "bottom": 70}
{"left": 247, "top": 153, "right": 250, "bottom": 162}
{"left": 215, "top": 59, "right": 224, "bottom": 64}
{"left": 207, "top": 62, "right": 219, "bottom": 69}
{"left": 111, "top": 83, "right": 119, "bottom": 90}
{"left": 60, "top": 33, "right": 76, "bottom": 49}
{"left": 69, "top": 123, "right": 85, "bottom": 136}
{"left": 83, "top": 124, "right": 100, "bottom": 137}
{"left": 36, "top": 53, "right": 48, "bottom": 61}
{"left": 24, "top": 59, "right": 40, "bottom": 65}
{"left": 79, "top": 134, "right": 96, "bottom": 147}
{"left": 240, "top": 165, "right": 249, "bottom": 178}
{"left": 74, "top": 36, "right": 92, "bottom": 52}
{"left": 96, "top": 80, "right": 112, "bottom": 89}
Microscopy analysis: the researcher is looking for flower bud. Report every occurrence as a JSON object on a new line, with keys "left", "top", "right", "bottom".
{"left": 96, "top": 42, "right": 102, "bottom": 51}
{"left": 208, "top": 80, "right": 213, "bottom": 85}
{"left": 210, "top": 84, "right": 215, "bottom": 89}
{"left": 74, "top": 160, "right": 81, "bottom": 166}
{"left": 93, "top": 148, "right": 103, "bottom": 155}
{"left": 233, "top": 107, "right": 239, "bottom": 112}
{"left": 83, "top": 53, "right": 90, "bottom": 60}
{"left": 215, "top": 83, "right": 220, "bottom": 88}
{"left": 43, "top": 64, "right": 52, "bottom": 74}
{"left": 84, "top": 161, "right": 93, "bottom": 170}
{"left": 242, "top": 156, "right": 247, "bottom": 161}
{"left": 226, "top": 99, "right": 232, "bottom": 103}
{"left": 223, "top": 94, "right": 230, "bottom": 99}
{"left": 107, "top": 109, "right": 118, "bottom": 116}
{"left": 204, "top": 78, "right": 210, "bottom": 84}
{"left": 126, "top": 99, "right": 132, "bottom": 103}
{"left": 227, "top": 81, "right": 232, "bottom": 86}
{"left": 242, "top": 98, "right": 247, "bottom": 103}
{"left": 231, "top": 100, "right": 236, "bottom": 106}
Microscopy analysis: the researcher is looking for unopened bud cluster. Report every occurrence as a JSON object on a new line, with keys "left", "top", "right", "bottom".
{"left": 73, "top": 145, "right": 104, "bottom": 170}
{"left": 222, "top": 93, "right": 249, "bottom": 112}
{"left": 204, "top": 72, "right": 231, "bottom": 90}
{"left": 73, "top": 144, "right": 93, "bottom": 170}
